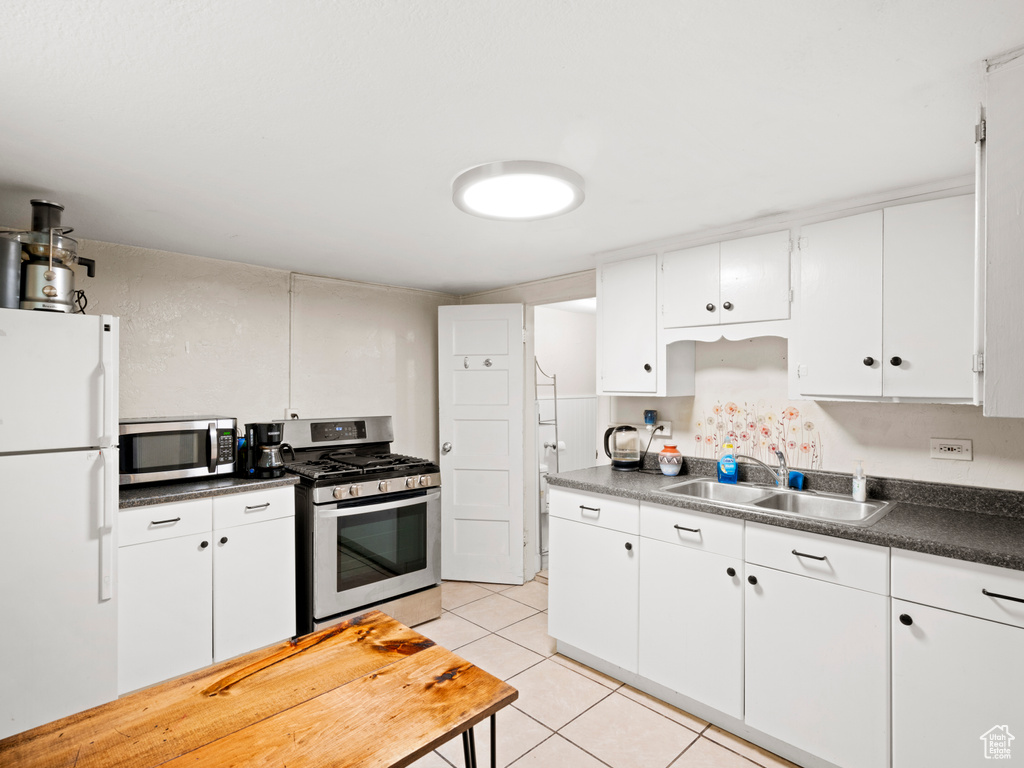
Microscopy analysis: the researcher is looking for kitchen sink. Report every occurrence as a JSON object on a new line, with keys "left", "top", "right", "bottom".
{"left": 661, "top": 478, "right": 773, "bottom": 505}
{"left": 752, "top": 491, "right": 894, "bottom": 526}
{"left": 657, "top": 478, "right": 895, "bottom": 527}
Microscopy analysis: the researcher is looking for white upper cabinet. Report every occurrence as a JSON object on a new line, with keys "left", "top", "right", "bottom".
{"left": 983, "top": 58, "right": 1024, "bottom": 417}
{"left": 597, "top": 254, "right": 694, "bottom": 396}
{"left": 661, "top": 230, "right": 791, "bottom": 329}
{"left": 795, "top": 194, "right": 975, "bottom": 400}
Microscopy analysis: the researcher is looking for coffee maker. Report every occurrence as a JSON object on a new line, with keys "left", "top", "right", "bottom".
{"left": 243, "top": 422, "right": 292, "bottom": 478}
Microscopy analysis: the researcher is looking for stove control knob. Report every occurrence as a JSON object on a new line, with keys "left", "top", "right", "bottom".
{"left": 406, "top": 476, "right": 417, "bottom": 489}
{"left": 349, "top": 485, "right": 362, "bottom": 497}
{"left": 333, "top": 487, "right": 346, "bottom": 500}
{"left": 378, "top": 480, "right": 390, "bottom": 492}
{"left": 419, "top": 476, "right": 432, "bottom": 487}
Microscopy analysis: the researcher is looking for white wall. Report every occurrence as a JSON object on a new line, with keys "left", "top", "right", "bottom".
{"left": 614, "top": 337, "right": 1024, "bottom": 491}
{"left": 534, "top": 305, "right": 596, "bottom": 398}
{"left": 74, "top": 238, "right": 456, "bottom": 458}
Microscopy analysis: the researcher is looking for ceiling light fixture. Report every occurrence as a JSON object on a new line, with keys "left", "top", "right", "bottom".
{"left": 452, "top": 161, "right": 585, "bottom": 221}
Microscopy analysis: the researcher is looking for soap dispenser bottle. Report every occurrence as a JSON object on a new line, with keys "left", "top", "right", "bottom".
{"left": 718, "top": 442, "right": 738, "bottom": 484}
{"left": 852, "top": 460, "right": 867, "bottom": 502}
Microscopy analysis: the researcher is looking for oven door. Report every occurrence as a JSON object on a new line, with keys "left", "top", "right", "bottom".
{"left": 313, "top": 489, "right": 441, "bottom": 621}
{"left": 119, "top": 419, "right": 236, "bottom": 485}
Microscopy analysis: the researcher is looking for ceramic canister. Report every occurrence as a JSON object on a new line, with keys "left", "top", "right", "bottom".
{"left": 658, "top": 444, "right": 683, "bottom": 476}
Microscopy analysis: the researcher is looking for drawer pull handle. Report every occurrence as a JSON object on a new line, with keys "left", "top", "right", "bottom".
{"left": 792, "top": 549, "right": 828, "bottom": 561}
{"left": 982, "top": 588, "right": 1024, "bottom": 604}
{"left": 579, "top": 505, "right": 600, "bottom": 516}
{"left": 245, "top": 503, "right": 271, "bottom": 512}
{"left": 674, "top": 524, "right": 701, "bottom": 533}
{"left": 151, "top": 517, "right": 181, "bottom": 525}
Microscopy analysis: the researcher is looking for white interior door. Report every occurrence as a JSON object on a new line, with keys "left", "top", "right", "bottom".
{"left": 438, "top": 304, "right": 524, "bottom": 584}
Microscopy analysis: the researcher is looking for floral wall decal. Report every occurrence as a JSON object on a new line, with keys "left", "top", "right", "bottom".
{"left": 693, "top": 400, "right": 823, "bottom": 469}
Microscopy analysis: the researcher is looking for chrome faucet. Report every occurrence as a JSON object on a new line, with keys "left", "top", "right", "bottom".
{"left": 734, "top": 450, "right": 790, "bottom": 489}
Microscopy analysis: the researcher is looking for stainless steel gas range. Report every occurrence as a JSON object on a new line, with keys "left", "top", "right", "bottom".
{"left": 281, "top": 416, "right": 441, "bottom": 635}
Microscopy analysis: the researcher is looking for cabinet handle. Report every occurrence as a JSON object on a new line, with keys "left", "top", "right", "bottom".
{"left": 792, "top": 549, "right": 828, "bottom": 561}
{"left": 673, "top": 524, "right": 701, "bottom": 533}
{"left": 722, "top": 301, "right": 733, "bottom": 311}
{"left": 150, "top": 517, "right": 181, "bottom": 525}
{"left": 747, "top": 575, "right": 758, "bottom": 585}
{"left": 726, "top": 567, "right": 736, "bottom": 577}
{"left": 245, "top": 503, "right": 271, "bottom": 512}
{"left": 706, "top": 303, "right": 716, "bottom": 312}
{"left": 899, "top": 613, "right": 913, "bottom": 626}
{"left": 890, "top": 356, "right": 903, "bottom": 367}
{"left": 220, "top": 536, "right": 228, "bottom": 545}
{"left": 863, "top": 356, "right": 875, "bottom": 367}
{"left": 643, "top": 363, "right": 652, "bottom": 372}
{"left": 200, "top": 540, "right": 209, "bottom": 549}
{"left": 579, "top": 505, "right": 600, "bottom": 518}
{"left": 624, "top": 542, "right": 633, "bottom": 551}
{"left": 982, "top": 588, "right": 1024, "bottom": 604}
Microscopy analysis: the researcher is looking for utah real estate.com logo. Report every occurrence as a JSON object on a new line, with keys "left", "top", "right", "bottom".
{"left": 980, "top": 725, "right": 1015, "bottom": 760}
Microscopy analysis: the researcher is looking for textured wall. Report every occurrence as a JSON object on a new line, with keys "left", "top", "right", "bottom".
{"left": 71, "top": 239, "right": 456, "bottom": 456}
{"left": 614, "top": 337, "right": 1024, "bottom": 491}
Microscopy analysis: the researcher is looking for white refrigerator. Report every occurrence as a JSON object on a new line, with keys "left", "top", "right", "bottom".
{"left": 0, "top": 308, "right": 119, "bottom": 740}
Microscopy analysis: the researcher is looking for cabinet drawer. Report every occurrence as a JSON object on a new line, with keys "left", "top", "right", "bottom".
{"left": 119, "top": 498, "right": 213, "bottom": 547}
{"left": 549, "top": 487, "right": 638, "bottom": 534}
{"left": 640, "top": 502, "right": 743, "bottom": 558}
{"left": 213, "top": 485, "right": 295, "bottom": 529}
{"left": 892, "top": 549, "right": 1024, "bottom": 630}
{"left": 745, "top": 522, "right": 889, "bottom": 595}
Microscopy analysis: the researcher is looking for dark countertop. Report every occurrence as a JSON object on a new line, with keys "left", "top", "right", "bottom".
{"left": 120, "top": 475, "right": 299, "bottom": 509}
{"left": 546, "top": 465, "right": 1024, "bottom": 572}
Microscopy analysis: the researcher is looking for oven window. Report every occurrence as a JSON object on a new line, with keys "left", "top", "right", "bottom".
{"left": 121, "top": 432, "right": 206, "bottom": 473}
{"left": 335, "top": 503, "right": 427, "bottom": 592}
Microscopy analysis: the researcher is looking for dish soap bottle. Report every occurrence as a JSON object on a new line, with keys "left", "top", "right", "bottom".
{"left": 852, "top": 460, "right": 867, "bottom": 502}
{"left": 717, "top": 443, "right": 738, "bottom": 484}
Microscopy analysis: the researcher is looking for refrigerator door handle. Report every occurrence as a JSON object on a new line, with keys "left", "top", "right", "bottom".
{"left": 100, "top": 447, "right": 117, "bottom": 602}
{"left": 100, "top": 315, "right": 116, "bottom": 447}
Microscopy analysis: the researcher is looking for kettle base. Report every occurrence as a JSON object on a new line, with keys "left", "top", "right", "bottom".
{"left": 610, "top": 461, "right": 640, "bottom": 472}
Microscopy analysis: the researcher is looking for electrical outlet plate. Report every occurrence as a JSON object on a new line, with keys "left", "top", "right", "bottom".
{"left": 930, "top": 438, "right": 973, "bottom": 461}
{"left": 645, "top": 420, "right": 672, "bottom": 438}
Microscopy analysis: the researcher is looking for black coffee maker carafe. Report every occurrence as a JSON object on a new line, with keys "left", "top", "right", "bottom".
{"left": 243, "top": 422, "right": 293, "bottom": 478}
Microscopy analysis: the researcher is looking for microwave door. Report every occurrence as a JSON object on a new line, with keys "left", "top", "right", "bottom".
{"left": 119, "top": 422, "right": 215, "bottom": 484}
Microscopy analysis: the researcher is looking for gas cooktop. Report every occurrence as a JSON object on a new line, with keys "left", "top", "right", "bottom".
{"left": 285, "top": 452, "right": 438, "bottom": 482}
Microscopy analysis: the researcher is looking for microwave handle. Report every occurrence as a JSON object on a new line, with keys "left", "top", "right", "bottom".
{"left": 317, "top": 492, "right": 440, "bottom": 520}
{"left": 208, "top": 423, "right": 217, "bottom": 473}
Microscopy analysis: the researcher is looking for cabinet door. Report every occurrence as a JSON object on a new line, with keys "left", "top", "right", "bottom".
{"left": 213, "top": 516, "right": 296, "bottom": 663}
{"left": 118, "top": 532, "right": 213, "bottom": 693}
{"left": 883, "top": 195, "right": 975, "bottom": 399}
{"left": 892, "top": 599, "right": 1024, "bottom": 767}
{"left": 795, "top": 210, "right": 883, "bottom": 397}
{"left": 548, "top": 516, "right": 638, "bottom": 672}
{"left": 745, "top": 567, "right": 889, "bottom": 768}
{"left": 719, "top": 230, "right": 791, "bottom": 324}
{"left": 598, "top": 255, "right": 657, "bottom": 393}
{"left": 661, "top": 243, "right": 721, "bottom": 327}
{"left": 638, "top": 538, "right": 742, "bottom": 717}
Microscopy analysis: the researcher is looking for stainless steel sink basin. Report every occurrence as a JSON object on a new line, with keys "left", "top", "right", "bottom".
{"left": 660, "top": 478, "right": 773, "bottom": 505}
{"left": 657, "top": 478, "right": 895, "bottom": 527}
{"left": 753, "top": 491, "right": 895, "bottom": 526}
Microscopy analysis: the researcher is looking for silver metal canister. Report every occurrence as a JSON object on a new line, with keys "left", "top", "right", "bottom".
{"left": 0, "top": 236, "right": 20, "bottom": 309}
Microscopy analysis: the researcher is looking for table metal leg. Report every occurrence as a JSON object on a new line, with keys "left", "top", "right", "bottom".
{"left": 462, "top": 727, "right": 478, "bottom": 768}
{"left": 490, "top": 714, "right": 497, "bottom": 768}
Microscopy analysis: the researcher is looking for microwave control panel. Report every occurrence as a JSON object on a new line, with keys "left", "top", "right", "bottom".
{"left": 218, "top": 429, "right": 236, "bottom": 464}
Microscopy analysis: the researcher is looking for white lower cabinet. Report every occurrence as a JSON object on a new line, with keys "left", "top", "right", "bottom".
{"left": 744, "top": 523, "right": 890, "bottom": 768}
{"left": 118, "top": 486, "right": 296, "bottom": 693}
{"left": 638, "top": 503, "right": 743, "bottom": 718}
{"left": 891, "top": 549, "right": 1024, "bottom": 767}
{"left": 548, "top": 488, "right": 639, "bottom": 672}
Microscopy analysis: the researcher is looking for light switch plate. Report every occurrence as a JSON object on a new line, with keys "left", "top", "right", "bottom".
{"left": 929, "top": 438, "right": 973, "bottom": 461}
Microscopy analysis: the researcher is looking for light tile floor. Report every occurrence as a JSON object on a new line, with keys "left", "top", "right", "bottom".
{"left": 411, "top": 580, "right": 801, "bottom": 768}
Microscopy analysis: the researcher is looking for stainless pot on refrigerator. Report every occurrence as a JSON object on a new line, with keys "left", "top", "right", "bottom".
{"left": 0, "top": 236, "right": 20, "bottom": 309}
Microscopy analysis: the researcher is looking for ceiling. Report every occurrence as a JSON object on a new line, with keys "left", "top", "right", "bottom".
{"left": 1, "top": 2, "right": 1021, "bottom": 295}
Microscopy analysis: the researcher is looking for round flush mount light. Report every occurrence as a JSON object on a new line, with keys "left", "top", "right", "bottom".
{"left": 452, "top": 160, "right": 585, "bottom": 221}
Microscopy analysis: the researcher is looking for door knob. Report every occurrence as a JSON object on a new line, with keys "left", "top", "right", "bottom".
{"left": 726, "top": 567, "right": 736, "bottom": 577}
{"left": 863, "top": 356, "right": 875, "bottom": 367}
{"left": 624, "top": 541, "right": 633, "bottom": 551}
{"left": 722, "top": 301, "right": 733, "bottom": 311}
{"left": 643, "top": 363, "right": 652, "bottom": 372}
{"left": 441, "top": 441, "right": 453, "bottom": 455}
{"left": 706, "top": 303, "right": 715, "bottom": 312}
{"left": 747, "top": 575, "right": 758, "bottom": 585}
{"left": 899, "top": 614, "right": 913, "bottom": 626}
{"left": 890, "top": 356, "right": 903, "bottom": 367}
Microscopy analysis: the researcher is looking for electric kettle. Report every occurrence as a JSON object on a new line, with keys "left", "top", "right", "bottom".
{"left": 604, "top": 425, "right": 641, "bottom": 471}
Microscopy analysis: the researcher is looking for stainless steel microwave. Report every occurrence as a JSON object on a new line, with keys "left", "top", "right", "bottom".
{"left": 119, "top": 416, "right": 237, "bottom": 485}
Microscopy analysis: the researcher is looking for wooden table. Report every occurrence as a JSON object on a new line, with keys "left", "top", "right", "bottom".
{"left": 0, "top": 610, "right": 517, "bottom": 768}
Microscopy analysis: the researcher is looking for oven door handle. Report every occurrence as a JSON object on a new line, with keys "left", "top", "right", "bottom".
{"left": 317, "top": 492, "right": 440, "bottom": 519}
